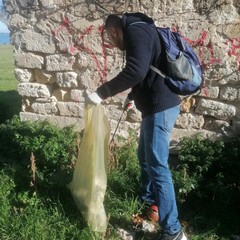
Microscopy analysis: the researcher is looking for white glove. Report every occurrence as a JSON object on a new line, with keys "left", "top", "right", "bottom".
{"left": 86, "top": 92, "right": 102, "bottom": 105}
{"left": 123, "top": 97, "right": 134, "bottom": 110}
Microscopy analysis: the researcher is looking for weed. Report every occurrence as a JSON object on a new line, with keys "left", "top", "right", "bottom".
{"left": 0, "top": 119, "right": 239, "bottom": 239}
{"left": 0, "top": 116, "right": 79, "bottom": 190}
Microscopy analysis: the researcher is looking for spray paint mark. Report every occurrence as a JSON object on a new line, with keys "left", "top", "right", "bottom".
{"left": 225, "top": 38, "right": 240, "bottom": 70}
{"left": 52, "top": 19, "right": 240, "bottom": 86}
{"left": 52, "top": 17, "right": 109, "bottom": 83}
{"left": 181, "top": 31, "right": 221, "bottom": 69}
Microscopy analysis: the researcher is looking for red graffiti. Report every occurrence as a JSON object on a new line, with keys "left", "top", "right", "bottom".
{"left": 225, "top": 38, "right": 240, "bottom": 70}
{"left": 52, "top": 19, "right": 240, "bottom": 86}
{"left": 52, "top": 17, "right": 79, "bottom": 55}
{"left": 98, "top": 26, "right": 108, "bottom": 83}
{"left": 182, "top": 32, "right": 240, "bottom": 71}
{"left": 52, "top": 17, "right": 110, "bottom": 83}
{"left": 181, "top": 31, "right": 221, "bottom": 69}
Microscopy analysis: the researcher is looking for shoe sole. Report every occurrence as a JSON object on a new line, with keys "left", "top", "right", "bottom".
{"left": 171, "top": 232, "right": 188, "bottom": 240}
{"left": 181, "top": 233, "right": 187, "bottom": 240}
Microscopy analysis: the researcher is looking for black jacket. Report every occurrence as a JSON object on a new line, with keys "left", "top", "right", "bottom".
{"left": 97, "top": 12, "right": 180, "bottom": 117}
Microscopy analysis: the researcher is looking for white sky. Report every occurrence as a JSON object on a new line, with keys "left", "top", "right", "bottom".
{"left": 0, "top": 0, "right": 9, "bottom": 33}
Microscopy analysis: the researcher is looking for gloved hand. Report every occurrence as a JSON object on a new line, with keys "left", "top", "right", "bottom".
{"left": 123, "top": 97, "right": 134, "bottom": 111}
{"left": 86, "top": 92, "right": 102, "bottom": 105}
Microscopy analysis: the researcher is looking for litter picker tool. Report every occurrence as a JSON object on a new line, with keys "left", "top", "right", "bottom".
{"left": 109, "top": 103, "right": 131, "bottom": 145}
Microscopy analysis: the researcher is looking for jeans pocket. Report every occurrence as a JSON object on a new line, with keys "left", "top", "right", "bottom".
{"left": 164, "top": 106, "right": 180, "bottom": 133}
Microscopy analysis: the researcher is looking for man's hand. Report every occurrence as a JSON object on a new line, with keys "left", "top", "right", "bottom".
{"left": 86, "top": 92, "right": 102, "bottom": 105}
{"left": 123, "top": 97, "right": 134, "bottom": 111}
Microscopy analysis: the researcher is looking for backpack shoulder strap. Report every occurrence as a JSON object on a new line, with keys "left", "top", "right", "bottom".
{"left": 128, "top": 22, "right": 167, "bottom": 77}
{"left": 129, "top": 21, "right": 153, "bottom": 27}
{"left": 149, "top": 65, "right": 166, "bottom": 78}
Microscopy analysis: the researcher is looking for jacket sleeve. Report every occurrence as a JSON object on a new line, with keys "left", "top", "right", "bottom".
{"left": 97, "top": 26, "right": 154, "bottom": 99}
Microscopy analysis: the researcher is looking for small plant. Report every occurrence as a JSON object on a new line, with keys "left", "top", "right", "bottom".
{"left": 173, "top": 134, "right": 240, "bottom": 236}
{"left": 172, "top": 134, "right": 224, "bottom": 200}
{"left": 0, "top": 116, "right": 79, "bottom": 189}
{"left": 108, "top": 131, "right": 140, "bottom": 197}
{"left": 0, "top": 116, "right": 240, "bottom": 239}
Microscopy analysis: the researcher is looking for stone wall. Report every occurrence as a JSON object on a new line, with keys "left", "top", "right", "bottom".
{"left": 3, "top": 0, "right": 240, "bottom": 149}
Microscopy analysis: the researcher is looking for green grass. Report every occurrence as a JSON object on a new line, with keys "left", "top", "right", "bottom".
{"left": 0, "top": 167, "right": 98, "bottom": 240}
{"left": 0, "top": 122, "right": 238, "bottom": 239}
{"left": 0, "top": 45, "right": 21, "bottom": 123}
{"left": 0, "top": 45, "right": 17, "bottom": 90}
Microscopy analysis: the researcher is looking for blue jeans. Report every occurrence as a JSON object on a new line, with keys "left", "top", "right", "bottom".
{"left": 138, "top": 105, "right": 180, "bottom": 234}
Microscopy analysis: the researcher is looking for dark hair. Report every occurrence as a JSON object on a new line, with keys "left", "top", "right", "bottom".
{"left": 104, "top": 14, "right": 122, "bottom": 29}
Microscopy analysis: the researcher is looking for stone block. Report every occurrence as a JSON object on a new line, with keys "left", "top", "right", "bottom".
{"left": 199, "top": 86, "right": 219, "bottom": 99}
{"left": 104, "top": 105, "right": 125, "bottom": 122}
{"left": 57, "top": 102, "right": 84, "bottom": 117}
{"left": 70, "top": 89, "right": 85, "bottom": 102}
{"left": 78, "top": 69, "right": 99, "bottom": 90}
{"left": 46, "top": 54, "right": 75, "bottom": 71}
{"left": 34, "top": 69, "right": 55, "bottom": 84}
{"left": 195, "top": 98, "right": 236, "bottom": 120}
{"left": 14, "top": 68, "right": 33, "bottom": 83}
{"left": 204, "top": 118, "right": 230, "bottom": 131}
{"left": 35, "top": 98, "right": 54, "bottom": 103}
{"left": 207, "top": 1, "right": 239, "bottom": 25}
{"left": 53, "top": 0, "right": 73, "bottom": 7}
{"left": 20, "top": 112, "right": 84, "bottom": 132}
{"left": 18, "top": 0, "right": 38, "bottom": 8}
{"left": 175, "top": 113, "right": 205, "bottom": 129}
{"left": 35, "top": 20, "right": 55, "bottom": 35}
{"left": 220, "top": 86, "right": 239, "bottom": 101}
{"left": 18, "top": 83, "right": 52, "bottom": 98}
{"left": 77, "top": 52, "right": 97, "bottom": 68}
{"left": 31, "top": 102, "right": 58, "bottom": 115}
{"left": 54, "top": 32, "right": 78, "bottom": 55}
{"left": 14, "top": 52, "right": 44, "bottom": 69}
{"left": 221, "top": 23, "right": 240, "bottom": 38}
{"left": 39, "top": 0, "right": 55, "bottom": 7}
{"left": 208, "top": 63, "right": 240, "bottom": 85}
{"left": 11, "top": 32, "right": 22, "bottom": 48}
{"left": 56, "top": 72, "right": 78, "bottom": 87}
{"left": 53, "top": 89, "right": 71, "bottom": 101}
{"left": 3, "top": 0, "right": 20, "bottom": 14}
{"left": 22, "top": 30, "right": 56, "bottom": 53}
{"left": 8, "top": 14, "right": 27, "bottom": 30}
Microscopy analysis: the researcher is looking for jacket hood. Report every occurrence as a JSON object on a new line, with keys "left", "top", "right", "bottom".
{"left": 122, "top": 12, "right": 154, "bottom": 29}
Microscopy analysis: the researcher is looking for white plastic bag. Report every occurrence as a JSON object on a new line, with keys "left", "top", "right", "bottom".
{"left": 68, "top": 104, "right": 110, "bottom": 232}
